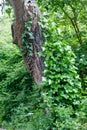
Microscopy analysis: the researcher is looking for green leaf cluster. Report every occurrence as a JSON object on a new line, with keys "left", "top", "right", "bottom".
{"left": 42, "top": 41, "right": 81, "bottom": 107}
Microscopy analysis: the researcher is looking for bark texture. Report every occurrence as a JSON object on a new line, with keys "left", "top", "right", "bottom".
{"left": 8, "top": 0, "right": 43, "bottom": 83}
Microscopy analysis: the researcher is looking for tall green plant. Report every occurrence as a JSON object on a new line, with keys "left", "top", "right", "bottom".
{"left": 41, "top": 41, "right": 82, "bottom": 129}
{"left": 42, "top": 41, "right": 81, "bottom": 107}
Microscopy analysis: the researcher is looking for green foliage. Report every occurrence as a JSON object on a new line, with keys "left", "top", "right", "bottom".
{"left": 0, "top": 1, "right": 87, "bottom": 130}
{"left": 39, "top": 0, "right": 87, "bottom": 90}
{"left": 42, "top": 41, "right": 81, "bottom": 107}
{"left": 40, "top": 41, "right": 82, "bottom": 129}
{"left": 75, "top": 42, "right": 87, "bottom": 90}
{"left": 21, "top": 21, "right": 34, "bottom": 56}
{"left": 0, "top": 17, "right": 34, "bottom": 128}
{"left": 0, "top": 41, "right": 35, "bottom": 128}
{"left": 38, "top": 1, "right": 87, "bottom": 129}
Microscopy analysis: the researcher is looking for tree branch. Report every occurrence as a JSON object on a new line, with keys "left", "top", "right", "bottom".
{"left": 59, "top": 4, "right": 82, "bottom": 45}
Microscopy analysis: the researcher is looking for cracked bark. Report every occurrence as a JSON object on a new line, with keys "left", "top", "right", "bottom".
{"left": 7, "top": 0, "right": 43, "bottom": 83}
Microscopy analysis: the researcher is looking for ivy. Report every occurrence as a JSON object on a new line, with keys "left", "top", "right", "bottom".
{"left": 42, "top": 41, "right": 81, "bottom": 107}
{"left": 21, "top": 21, "right": 34, "bottom": 56}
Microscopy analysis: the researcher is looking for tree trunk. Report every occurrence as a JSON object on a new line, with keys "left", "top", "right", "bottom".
{"left": 8, "top": 0, "right": 43, "bottom": 83}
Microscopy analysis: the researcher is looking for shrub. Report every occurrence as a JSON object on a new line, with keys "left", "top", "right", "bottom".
{"left": 42, "top": 41, "right": 81, "bottom": 107}
{"left": 41, "top": 41, "right": 82, "bottom": 129}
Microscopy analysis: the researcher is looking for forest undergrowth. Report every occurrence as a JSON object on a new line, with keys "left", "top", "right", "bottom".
{"left": 0, "top": 7, "right": 87, "bottom": 130}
